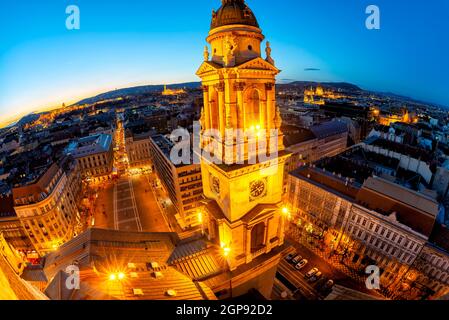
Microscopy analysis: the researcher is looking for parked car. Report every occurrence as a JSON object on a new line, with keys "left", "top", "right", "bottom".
{"left": 295, "top": 259, "right": 308, "bottom": 270}
{"left": 292, "top": 255, "right": 303, "bottom": 265}
{"left": 285, "top": 252, "right": 296, "bottom": 262}
{"left": 305, "top": 268, "right": 319, "bottom": 279}
{"left": 309, "top": 271, "right": 322, "bottom": 283}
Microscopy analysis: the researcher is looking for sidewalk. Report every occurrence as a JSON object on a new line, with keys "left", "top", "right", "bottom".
{"left": 286, "top": 224, "right": 386, "bottom": 298}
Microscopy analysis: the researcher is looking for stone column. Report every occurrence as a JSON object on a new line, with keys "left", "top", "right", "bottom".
{"left": 235, "top": 82, "right": 245, "bottom": 130}
{"left": 260, "top": 100, "right": 267, "bottom": 130}
{"left": 265, "top": 83, "right": 274, "bottom": 130}
{"left": 202, "top": 85, "right": 210, "bottom": 130}
{"left": 246, "top": 227, "right": 253, "bottom": 264}
{"left": 216, "top": 83, "right": 226, "bottom": 140}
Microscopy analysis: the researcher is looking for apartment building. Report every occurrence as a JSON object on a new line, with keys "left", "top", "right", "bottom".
{"left": 284, "top": 121, "right": 348, "bottom": 174}
{"left": 66, "top": 133, "right": 114, "bottom": 182}
{"left": 286, "top": 146, "right": 449, "bottom": 299}
{"left": 125, "top": 129, "right": 152, "bottom": 168}
{"left": 149, "top": 134, "right": 203, "bottom": 229}
{"left": 12, "top": 158, "right": 82, "bottom": 256}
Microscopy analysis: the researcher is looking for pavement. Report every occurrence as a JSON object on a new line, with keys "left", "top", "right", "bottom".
{"left": 92, "top": 174, "right": 171, "bottom": 233}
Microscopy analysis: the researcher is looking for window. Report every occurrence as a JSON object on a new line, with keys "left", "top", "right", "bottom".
{"left": 248, "top": 45, "right": 253, "bottom": 51}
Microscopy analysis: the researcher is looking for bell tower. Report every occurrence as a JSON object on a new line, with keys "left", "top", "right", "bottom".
{"left": 197, "top": 0, "right": 290, "bottom": 276}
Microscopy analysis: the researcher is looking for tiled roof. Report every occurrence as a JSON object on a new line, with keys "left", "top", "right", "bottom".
{"left": 310, "top": 121, "right": 348, "bottom": 140}
{"left": 42, "top": 228, "right": 217, "bottom": 300}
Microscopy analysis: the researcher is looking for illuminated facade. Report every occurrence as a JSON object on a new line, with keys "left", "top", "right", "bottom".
{"left": 149, "top": 135, "right": 203, "bottom": 229}
{"left": 304, "top": 85, "right": 344, "bottom": 105}
{"left": 287, "top": 163, "right": 449, "bottom": 299}
{"left": 161, "top": 84, "right": 186, "bottom": 96}
{"left": 125, "top": 132, "right": 152, "bottom": 168}
{"left": 66, "top": 133, "right": 114, "bottom": 182}
{"left": 12, "top": 160, "right": 82, "bottom": 256}
{"left": 196, "top": 0, "right": 290, "bottom": 298}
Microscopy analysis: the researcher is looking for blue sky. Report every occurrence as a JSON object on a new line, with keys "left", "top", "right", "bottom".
{"left": 1, "top": 0, "right": 449, "bottom": 123}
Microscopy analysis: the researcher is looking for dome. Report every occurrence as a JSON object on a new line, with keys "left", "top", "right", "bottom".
{"left": 211, "top": 0, "right": 259, "bottom": 30}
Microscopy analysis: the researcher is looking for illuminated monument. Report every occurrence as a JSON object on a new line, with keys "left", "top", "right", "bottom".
{"left": 196, "top": 0, "right": 290, "bottom": 298}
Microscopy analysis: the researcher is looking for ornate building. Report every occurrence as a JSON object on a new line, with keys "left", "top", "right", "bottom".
{"left": 196, "top": 0, "right": 290, "bottom": 298}
{"left": 12, "top": 158, "right": 82, "bottom": 256}
{"left": 162, "top": 84, "right": 186, "bottom": 96}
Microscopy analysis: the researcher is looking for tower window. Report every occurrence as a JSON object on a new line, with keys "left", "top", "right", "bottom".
{"left": 248, "top": 45, "right": 253, "bottom": 51}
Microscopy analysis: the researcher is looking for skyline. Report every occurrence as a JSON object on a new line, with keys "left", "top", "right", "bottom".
{"left": 1, "top": 0, "right": 449, "bottom": 124}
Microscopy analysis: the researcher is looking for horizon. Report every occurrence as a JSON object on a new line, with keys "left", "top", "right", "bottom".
{"left": 1, "top": 0, "right": 449, "bottom": 125}
{"left": 0, "top": 78, "right": 446, "bottom": 129}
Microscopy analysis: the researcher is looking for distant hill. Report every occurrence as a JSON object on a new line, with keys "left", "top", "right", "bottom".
{"left": 74, "top": 81, "right": 361, "bottom": 106}
{"left": 74, "top": 82, "right": 201, "bottom": 105}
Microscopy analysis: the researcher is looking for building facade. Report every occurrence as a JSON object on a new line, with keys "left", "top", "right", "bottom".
{"left": 0, "top": 194, "right": 33, "bottom": 252}
{"left": 284, "top": 121, "right": 348, "bottom": 174}
{"left": 12, "top": 159, "right": 82, "bottom": 256}
{"left": 149, "top": 134, "right": 203, "bottom": 229}
{"left": 66, "top": 133, "right": 114, "bottom": 182}
{"left": 287, "top": 163, "right": 449, "bottom": 299}
{"left": 125, "top": 131, "right": 152, "bottom": 169}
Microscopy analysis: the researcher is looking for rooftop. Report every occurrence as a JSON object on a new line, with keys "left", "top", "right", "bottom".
{"left": 43, "top": 228, "right": 217, "bottom": 300}
{"left": 290, "top": 161, "right": 439, "bottom": 237}
{"left": 65, "top": 133, "right": 112, "bottom": 158}
{"left": 310, "top": 121, "right": 348, "bottom": 140}
{"left": 366, "top": 137, "right": 434, "bottom": 163}
{"left": 211, "top": 0, "right": 259, "bottom": 30}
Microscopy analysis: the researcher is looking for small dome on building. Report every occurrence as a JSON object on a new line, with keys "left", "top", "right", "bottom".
{"left": 211, "top": 0, "right": 259, "bottom": 30}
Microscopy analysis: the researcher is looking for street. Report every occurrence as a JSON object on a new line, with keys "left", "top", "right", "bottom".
{"left": 275, "top": 230, "right": 383, "bottom": 300}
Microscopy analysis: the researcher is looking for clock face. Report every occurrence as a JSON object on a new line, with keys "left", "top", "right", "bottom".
{"left": 211, "top": 176, "right": 220, "bottom": 195}
{"left": 250, "top": 179, "right": 267, "bottom": 200}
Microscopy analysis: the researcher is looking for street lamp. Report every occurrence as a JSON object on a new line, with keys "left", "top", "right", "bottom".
{"left": 282, "top": 206, "right": 291, "bottom": 221}
{"left": 109, "top": 272, "right": 126, "bottom": 281}
{"left": 223, "top": 246, "right": 231, "bottom": 258}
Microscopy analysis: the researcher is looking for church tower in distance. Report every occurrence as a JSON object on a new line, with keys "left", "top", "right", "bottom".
{"left": 196, "top": 0, "right": 291, "bottom": 298}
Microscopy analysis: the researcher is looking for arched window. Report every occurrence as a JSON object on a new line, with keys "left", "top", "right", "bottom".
{"left": 246, "top": 90, "right": 261, "bottom": 128}
{"left": 251, "top": 222, "right": 265, "bottom": 252}
{"left": 210, "top": 89, "right": 219, "bottom": 130}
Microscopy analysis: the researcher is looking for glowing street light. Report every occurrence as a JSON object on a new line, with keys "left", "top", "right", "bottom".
{"left": 282, "top": 206, "right": 291, "bottom": 220}
{"left": 223, "top": 246, "right": 231, "bottom": 257}
{"left": 109, "top": 272, "right": 126, "bottom": 281}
